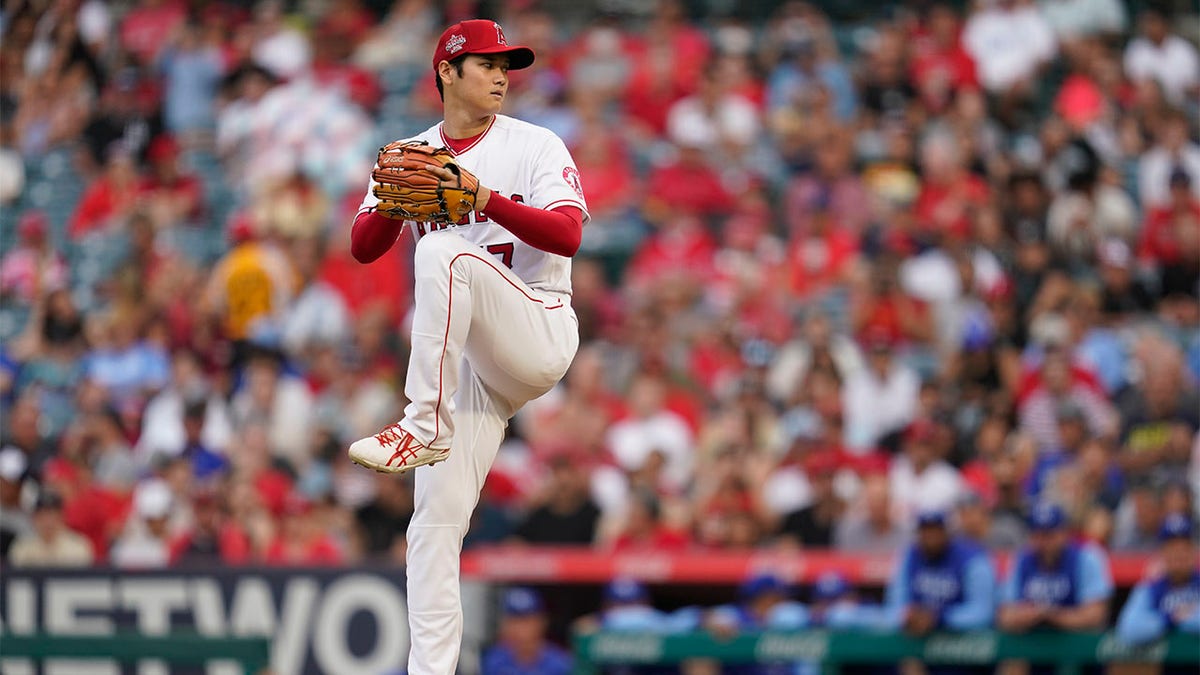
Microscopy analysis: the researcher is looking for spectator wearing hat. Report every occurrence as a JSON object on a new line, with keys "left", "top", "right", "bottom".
{"left": 0, "top": 446, "right": 32, "bottom": 558}
{"left": 8, "top": 491, "right": 94, "bottom": 567}
{"left": 0, "top": 211, "right": 67, "bottom": 306}
{"left": 878, "top": 510, "right": 996, "bottom": 636}
{"left": 998, "top": 503, "right": 1112, "bottom": 639}
{"left": 482, "top": 587, "right": 571, "bottom": 675}
{"left": 1116, "top": 514, "right": 1200, "bottom": 647}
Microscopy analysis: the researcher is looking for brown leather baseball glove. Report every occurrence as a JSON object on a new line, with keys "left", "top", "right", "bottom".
{"left": 371, "top": 141, "right": 480, "bottom": 223}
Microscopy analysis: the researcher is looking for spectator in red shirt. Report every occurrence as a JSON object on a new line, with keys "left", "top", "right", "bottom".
{"left": 263, "top": 496, "right": 343, "bottom": 565}
{"left": 71, "top": 148, "right": 143, "bottom": 239}
{"left": 41, "top": 458, "right": 130, "bottom": 562}
{"left": 170, "top": 491, "right": 251, "bottom": 565}
{"left": 1139, "top": 168, "right": 1200, "bottom": 266}
{"left": 910, "top": 4, "right": 979, "bottom": 114}
{"left": 913, "top": 131, "right": 989, "bottom": 241}
{"left": 627, "top": 213, "right": 717, "bottom": 293}
{"left": 572, "top": 122, "right": 635, "bottom": 221}
{"left": 120, "top": 0, "right": 187, "bottom": 65}
{"left": 139, "top": 135, "right": 205, "bottom": 228}
{"left": 788, "top": 191, "right": 861, "bottom": 300}
{"left": 623, "top": 0, "right": 709, "bottom": 137}
{"left": 610, "top": 490, "right": 691, "bottom": 551}
{"left": 643, "top": 144, "right": 734, "bottom": 224}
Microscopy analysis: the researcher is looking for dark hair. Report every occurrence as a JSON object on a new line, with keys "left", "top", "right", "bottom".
{"left": 435, "top": 54, "right": 468, "bottom": 102}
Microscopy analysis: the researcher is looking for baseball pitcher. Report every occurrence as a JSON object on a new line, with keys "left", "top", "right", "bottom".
{"left": 346, "top": 19, "right": 587, "bottom": 675}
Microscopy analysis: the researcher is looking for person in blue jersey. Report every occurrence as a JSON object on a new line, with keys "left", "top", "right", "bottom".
{"left": 1116, "top": 514, "right": 1200, "bottom": 649}
{"left": 998, "top": 502, "right": 1113, "bottom": 632}
{"left": 884, "top": 510, "right": 997, "bottom": 635}
{"left": 482, "top": 587, "right": 572, "bottom": 675}
{"left": 597, "top": 577, "right": 702, "bottom": 633}
{"left": 808, "top": 571, "right": 867, "bottom": 628}
{"left": 708, "top": 572, "right": 810, "bottom": 634}
{"left": 705, "top": 572, "right": 809, "bottom": 675}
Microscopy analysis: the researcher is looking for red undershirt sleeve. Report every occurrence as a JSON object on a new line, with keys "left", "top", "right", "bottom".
{"left": 350, "top": 210, "right": 404, "bottom": 263}
{"left": 481, "top": 193, "right": 583, "bottom": 257}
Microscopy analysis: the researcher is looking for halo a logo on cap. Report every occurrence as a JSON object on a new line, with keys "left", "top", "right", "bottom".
{"left": 446, "top": 34, "right": 467, "bottom": 54}
{"left": 494, "top": 22, "right": 507, "bottom": 44}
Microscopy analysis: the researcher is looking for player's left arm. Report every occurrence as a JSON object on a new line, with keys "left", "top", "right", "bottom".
{"left": 942, "top": 555, "right": 997, "bottom": 630}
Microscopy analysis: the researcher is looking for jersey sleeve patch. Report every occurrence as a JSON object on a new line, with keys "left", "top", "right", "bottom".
{"left": 562, "top": 166, "right": 584, "bottom": 200}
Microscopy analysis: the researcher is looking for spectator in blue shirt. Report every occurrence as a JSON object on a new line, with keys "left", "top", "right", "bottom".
{"left": 998, "top": 502, "right": 1113, "bottom": 633}
{"left": 883, "top": 511, "right": 997, "bottom": 635}
{"left": 482, "top": 587, "right": 572, "bottom": 675}
{"left": 1116, "top": 514, "right": 1200, "bottom": 646}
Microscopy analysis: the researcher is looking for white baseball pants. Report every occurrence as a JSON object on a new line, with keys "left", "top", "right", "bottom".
{"left": 399, "top": 231, "right": 578, "bottom": 675}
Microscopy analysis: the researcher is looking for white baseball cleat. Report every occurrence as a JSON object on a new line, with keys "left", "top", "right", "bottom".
{"left": 348, "top": 424, "right": 450, "bottom": 473}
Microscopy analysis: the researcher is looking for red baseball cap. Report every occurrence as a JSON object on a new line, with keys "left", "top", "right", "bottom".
{"left": 432, "top": 19, "right": 534, "bottom": 73}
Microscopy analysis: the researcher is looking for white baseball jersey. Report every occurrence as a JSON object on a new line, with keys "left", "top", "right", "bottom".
{"left": 358, "top": 114, "right": 589, "bottom": 295}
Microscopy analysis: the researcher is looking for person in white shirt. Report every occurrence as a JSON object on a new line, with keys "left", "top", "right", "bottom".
{"left": 1038, "top": 0, "right": 1126, "bottom": 41}
{"left": 1123, "top": 7, "right": 1200, "bottom": 108}
{"left": 889, "top": 420, "right": 965, "bottom": 523}
{"left": 963, "top": 0, "right": 1057, "bottom": 95}
{"left": 1138, "top": 110, "right": 1200, "bottom": 208}
{"left": 606, "top": 375, "right": 694, "bottom": 495}
{"left": 842, "top": 331, "right": 920, "bottom": 454}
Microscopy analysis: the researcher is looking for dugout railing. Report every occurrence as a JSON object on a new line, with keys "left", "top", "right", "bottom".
{"left": 572, "top": 630, "right": 1200, "bottom": 675}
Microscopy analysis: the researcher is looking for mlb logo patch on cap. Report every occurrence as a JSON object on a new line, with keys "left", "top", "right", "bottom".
{"left": 433, "top": 19, "right": 535, "bottom": 73}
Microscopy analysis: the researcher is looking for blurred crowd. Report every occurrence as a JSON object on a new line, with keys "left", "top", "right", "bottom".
{"left": 1, "top": 0, "right": 1198, "bottom": 573}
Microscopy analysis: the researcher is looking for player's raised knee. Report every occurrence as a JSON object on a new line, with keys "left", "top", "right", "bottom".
{"left": 414, "top": 231, "right": 473, "bottom": 270}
